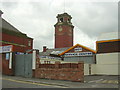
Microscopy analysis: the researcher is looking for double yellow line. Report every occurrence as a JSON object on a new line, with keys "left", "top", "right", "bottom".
{"left": 2, "top": 78, "right": 68, "bottom": 88}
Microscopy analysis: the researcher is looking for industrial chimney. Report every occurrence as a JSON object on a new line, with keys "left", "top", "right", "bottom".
{"left": 43, "top": 46, "right": 47, "bottom": 52}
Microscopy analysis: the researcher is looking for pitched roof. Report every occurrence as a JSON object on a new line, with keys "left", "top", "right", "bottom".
{"left": 2, "top": 18, "right": 21, "bottom": 33}
{"left": 59, "top": 44, "right": 96, "bottom": 56}
{"left": 1, "top": 17, "right": 33, "bottom": 39}
{"left": 39, "top": 47, "right": 70, "bottom": 56}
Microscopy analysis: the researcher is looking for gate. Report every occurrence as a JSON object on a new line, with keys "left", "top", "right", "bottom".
{"left": 15, "top": 54, "right": 32, "bottom": 78}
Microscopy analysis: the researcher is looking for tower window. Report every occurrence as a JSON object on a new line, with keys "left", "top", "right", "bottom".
{"left": 28, "top": 40, "right": 31, "bottom": 46}
{"left": 60, "top": 18, "right": 63, "bottom": 22}
{"left": 67, "top": 19, "right": 70, "bottom": 22}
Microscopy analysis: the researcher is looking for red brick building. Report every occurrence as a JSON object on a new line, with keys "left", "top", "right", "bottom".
{"left": 1, "top": 11, "right": 33, "bottom": 53}
{"left": 54, "top": 13, "right": 74, "bottom": 48}
{"left": 0, "top": 10, "right": 33, "bottom": 75}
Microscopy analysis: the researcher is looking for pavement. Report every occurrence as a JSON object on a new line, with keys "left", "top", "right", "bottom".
{"left": 1, "top": 75, "right": 119, "bottom": 88}
{"left": 84, "top": 75, "right": 119, "bottom": 84}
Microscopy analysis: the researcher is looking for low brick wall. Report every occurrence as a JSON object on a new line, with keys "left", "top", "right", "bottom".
{"left": 35, "top": 62, "right": 84, "bottom": 82}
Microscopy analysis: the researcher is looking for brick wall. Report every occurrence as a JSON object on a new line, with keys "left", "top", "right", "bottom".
{"left": 35, "top": 61, "right": 84, "bottom": 82}
{"left": 2, "top": 33, "right": 33, "bottom": 53}
{"left": 2, "top": 53, "right": 13, "bottom": 75}
{"left": 55, "top": 25, "right": 73, "bottom": 48}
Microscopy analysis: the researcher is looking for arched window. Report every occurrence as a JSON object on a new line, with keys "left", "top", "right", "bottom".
{"left": 60, "top": 18, "right": 63, "bottom": 22}
{"left": 67, "top": 19, "right": 70, "bottom": 22}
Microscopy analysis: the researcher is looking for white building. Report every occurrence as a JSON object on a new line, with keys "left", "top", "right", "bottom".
{"left": 92, "top": 32, "right": 119, "bottom": 75}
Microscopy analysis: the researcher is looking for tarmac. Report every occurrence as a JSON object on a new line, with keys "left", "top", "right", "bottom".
{"left": 2, "top": 75, "right": 119, "bottom": 88}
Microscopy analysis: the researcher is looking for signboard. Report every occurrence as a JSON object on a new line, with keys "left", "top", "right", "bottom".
{"left": 74, "top": 47, "right": 82, "bottom": 51}
{"left": 15, "top": 52, "right": 24, "bottom": 55}
{"left": 6, "top": 53, "right": 10, "bottom": 60}
{"left": 0, "top": 45, "right": 12, "bottom": 53}
{"left": 65, "top": 52, "right": 93, "bottom": 57}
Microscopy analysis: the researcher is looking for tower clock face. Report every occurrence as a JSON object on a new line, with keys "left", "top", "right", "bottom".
{"left": 59, "top": 26, "right": 63, "bottom": 31}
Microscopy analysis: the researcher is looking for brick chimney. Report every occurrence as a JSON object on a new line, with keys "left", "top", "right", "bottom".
{"left": 0, "top": 10, "right": 3, "bottom": 17}
{"left": 43, "top": 46, "right": 47, "bottom": 52}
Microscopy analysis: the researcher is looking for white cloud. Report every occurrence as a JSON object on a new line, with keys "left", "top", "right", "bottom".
{"left": 1, "top": 0, "right": 118, "bottom": 51}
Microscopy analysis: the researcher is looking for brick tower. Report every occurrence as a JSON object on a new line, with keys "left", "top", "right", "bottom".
{"left": 54, "top": 13, "right": 74, "bottom": 48}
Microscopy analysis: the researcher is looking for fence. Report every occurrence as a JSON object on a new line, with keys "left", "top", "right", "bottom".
{"left": 35, "top": 61, "right": 84, "bottom": 82}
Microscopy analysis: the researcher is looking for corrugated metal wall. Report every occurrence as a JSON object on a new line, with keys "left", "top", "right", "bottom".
{"left": 64, "top": 56, "right": 95, "bottom": 64}
{"left": 15, "top": 54, "right": 33, "bottom": 77}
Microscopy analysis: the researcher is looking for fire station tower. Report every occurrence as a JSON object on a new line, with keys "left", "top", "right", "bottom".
{"left": 54, "top": 13, "right": 74, "bottom": 48}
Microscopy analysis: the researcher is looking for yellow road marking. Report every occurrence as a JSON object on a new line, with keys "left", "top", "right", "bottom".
{"left": 108, "top": 80, "right": 113, "bottom": 83}
{"left": 97, "top": 80, "right": 118, "bottom": 84}
{"left": 115, "top": 81, "right": 118, "bottom": 84}
{"left": 102, "top": 80, "right": 107, "bottom": 83}
{"left": 2, "top": 78, "right": 68, "bottom": 88}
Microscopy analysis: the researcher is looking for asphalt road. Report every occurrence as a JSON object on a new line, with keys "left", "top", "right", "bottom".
{"left": 1, "top": 75, "right": 119, "bottom": 88}
{"left": 2, "top": 79, "right": 66, "bottom": 88}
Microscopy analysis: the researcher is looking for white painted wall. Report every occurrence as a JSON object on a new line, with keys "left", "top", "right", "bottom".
{"left": 84, "top": 64, "right": 89, "bottom": 75}
{"left": 91, "top": 52, "right": 119, "bottom": 75}
{"left": 32, "top": 51, "right": 36, "bottom": 69}
{"left": 91, "top": 64, "right": 118, "bottom": 75}
{"left": 9, "top": 52, "right": 12, "bottom": 69}
{"left": 84, "top": 63, "right": 118, "bottom": 75}
{"left": 84, "top": 52, "right": 119, "bottom": 75}
{"left": 96, "top": 52, "right": 119, "bottom": 64}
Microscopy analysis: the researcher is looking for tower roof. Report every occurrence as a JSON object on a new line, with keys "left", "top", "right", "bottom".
{"left": 56, "top": 12, "right": 72, "bottom": 19}
{"left": 54, "top": 12, "right": 74, "bottom": 27}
